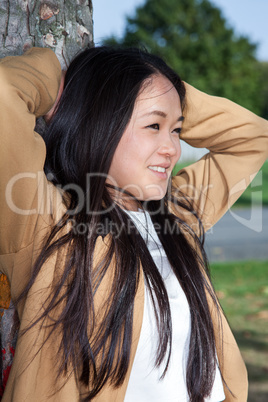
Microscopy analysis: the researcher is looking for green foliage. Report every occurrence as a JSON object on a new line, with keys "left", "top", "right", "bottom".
{"left": 104, "top": 0, "right": 265, "bottom": 116}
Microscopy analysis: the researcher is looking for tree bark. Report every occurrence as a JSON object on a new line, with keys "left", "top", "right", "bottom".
{"left": 0, "top": 0, "right": 94, "bottom": 393}
{"left": 0, "top": 0, "right": 93, "bottom": 68}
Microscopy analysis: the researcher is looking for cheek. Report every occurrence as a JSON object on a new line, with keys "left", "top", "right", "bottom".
{"left": 108, "top": 141, "right": 137, "bottom": 185}
{"left": 109, "top": 150, "right": 125, "bottom": 182}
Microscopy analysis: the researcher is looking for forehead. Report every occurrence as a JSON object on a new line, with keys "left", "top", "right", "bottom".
{"left": 135, "top": 74, "right": 181, "bottom": 112}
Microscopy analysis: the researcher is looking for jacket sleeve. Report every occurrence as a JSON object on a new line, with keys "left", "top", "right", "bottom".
{"left": 172, "top": 82, "right": 268, "bottom": 231}
{"left": 0, "top": 48, "right": 61, "bottom": 266}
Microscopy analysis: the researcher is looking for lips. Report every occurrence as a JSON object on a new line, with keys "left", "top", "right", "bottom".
{"left": 148, "top": 164, "right": 170, "bottom": 180}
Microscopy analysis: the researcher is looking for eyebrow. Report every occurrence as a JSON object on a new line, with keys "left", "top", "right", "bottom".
{"left": 142, "top": 110, "right": 184, "bottom": 121}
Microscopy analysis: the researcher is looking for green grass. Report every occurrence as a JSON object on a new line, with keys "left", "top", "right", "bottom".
{"left": 173, "top": 161, "right": 268, "bottom": 208}
{"left": 210, "top": 260, "right": 268, "bottom": 401}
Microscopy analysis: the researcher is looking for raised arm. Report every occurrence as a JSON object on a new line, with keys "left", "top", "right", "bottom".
{"left": 172, "top": 83, "right": 268, "bottom": 231}
{"left": 0, "top": 48, "right": 61, "bottom": 260}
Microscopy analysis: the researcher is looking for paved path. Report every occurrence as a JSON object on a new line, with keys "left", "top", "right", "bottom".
{"left": 205, "top": 207, "right": 268, "bottom": 262}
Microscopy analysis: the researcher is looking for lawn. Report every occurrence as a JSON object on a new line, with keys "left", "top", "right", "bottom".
{"left": 173, "top": 161, "right": 268, "bottom": 208}
{"left": 210, "top": 260, "right": 268, "bottom": 402}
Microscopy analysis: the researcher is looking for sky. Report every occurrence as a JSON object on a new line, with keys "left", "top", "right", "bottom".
{"left": 93, "top": 0, "right": 268, "bottom": 61}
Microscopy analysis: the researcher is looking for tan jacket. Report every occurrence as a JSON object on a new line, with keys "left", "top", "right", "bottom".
{"left": 0, "top": 48, "right": 268, "bottom": 401}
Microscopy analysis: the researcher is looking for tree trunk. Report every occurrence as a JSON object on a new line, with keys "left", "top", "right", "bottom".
{"left": 0, "top": 0, "right": 93, "bottom": 68}
{"left": 0, "top": 0, "right": 94, "bottom": 393}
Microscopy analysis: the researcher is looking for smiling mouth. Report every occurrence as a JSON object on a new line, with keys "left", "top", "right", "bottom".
{"left": 148, "top": 166, "right": 168, "bottom": 173}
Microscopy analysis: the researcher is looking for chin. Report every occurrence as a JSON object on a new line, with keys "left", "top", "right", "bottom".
{"left": 141, "top": 188, "right": 167, "bottom": 202}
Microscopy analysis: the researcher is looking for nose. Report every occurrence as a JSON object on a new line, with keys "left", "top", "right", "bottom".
{"left": 158, "top": 133, "right": 180, "bottom": 158}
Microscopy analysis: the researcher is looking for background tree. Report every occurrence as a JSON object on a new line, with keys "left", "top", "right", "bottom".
{"left": 0, "top": 0, "right": 93, "bottom": 394}
{"left": 104, "top": 0, "right": 263, "bottom": 116}
{"left": 258, "top": 62, "right": 268, "bottom": 120}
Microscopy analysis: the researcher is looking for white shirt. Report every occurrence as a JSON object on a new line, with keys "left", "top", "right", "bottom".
{"left": 124, "top": 210, "right": 225, "bottom": 402}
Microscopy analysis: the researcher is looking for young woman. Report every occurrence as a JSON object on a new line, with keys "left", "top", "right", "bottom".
{"left": 0, "top": 46, "right": 267, "bottom": 402}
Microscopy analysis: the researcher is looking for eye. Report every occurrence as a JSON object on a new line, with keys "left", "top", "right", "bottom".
{"left": 172, "top": 127, "right": 182, "bottom": 136}
{"left": 147, "top": 123, "right": 160, "bottom": 130}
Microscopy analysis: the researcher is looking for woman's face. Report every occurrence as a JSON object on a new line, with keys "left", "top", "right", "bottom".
{"left": 108, "top": 74, "right": 183, "bottom": 210}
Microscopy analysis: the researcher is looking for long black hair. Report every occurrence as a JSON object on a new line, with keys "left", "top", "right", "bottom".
{"left": 19, "top": 46, "right": 222, "bottom": 401}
